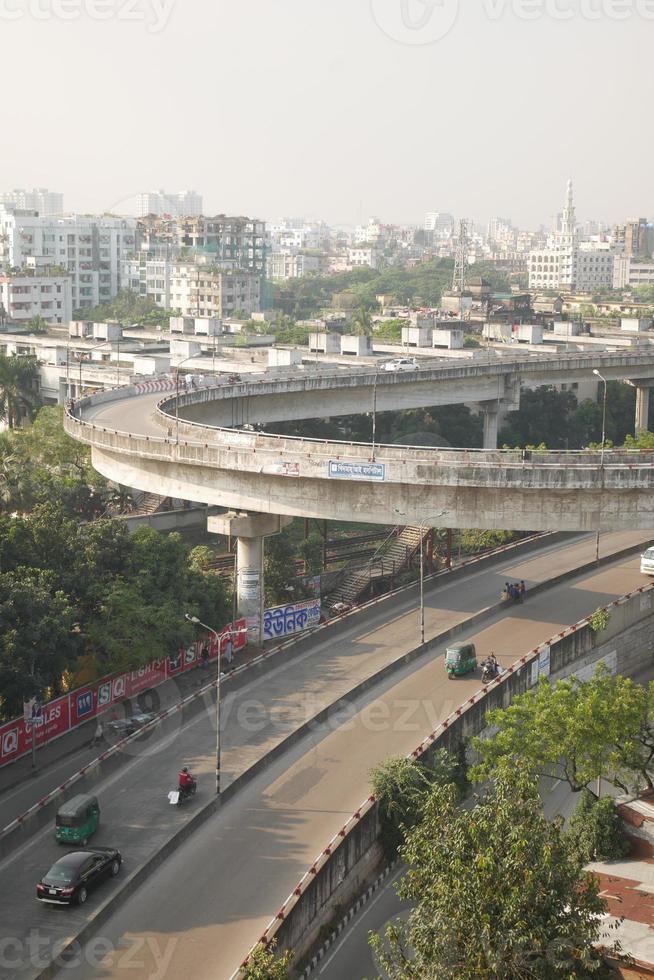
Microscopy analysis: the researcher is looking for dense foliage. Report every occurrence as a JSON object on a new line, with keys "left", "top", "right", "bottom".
{"left": 0, "top": 506, "right": 231, "bottom": 719}
{"left": 73, "top": 289, "right": 178, "bottom": 328}
{"left": 472, "top": 666, "right": 654, "bottom": 797}
{"left": 370, "top": 771, "right": 615, "bottom": 979}
{"left": 566, "top": 791, "right": 631, "bottom": 864}
{"left": 272, "top": 260, "right": 511, "bottom": 319}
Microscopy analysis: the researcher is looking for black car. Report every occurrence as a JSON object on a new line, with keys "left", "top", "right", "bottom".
{"left": 36, "top": 847, "right": 122, "bottom": 905}
{"left": 107, "top": 713, "right": 155, "bottom": 738}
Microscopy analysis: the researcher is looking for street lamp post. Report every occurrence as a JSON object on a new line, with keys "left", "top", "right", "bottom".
{"left": 371, "top": 364, "right": 380, "bottom": 462}
{"left": 395, "top": 508, "right": 447, "bottom": 646}
{"left": 185, "top": 614, "right": 223, "bottom": 796}
{"left": 593, "top": 369, "right": 608, "bottom": 564}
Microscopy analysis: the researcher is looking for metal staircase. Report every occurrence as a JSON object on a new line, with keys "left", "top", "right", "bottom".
{"left": 326, "top": 524, "right": 430, "bottom": 608}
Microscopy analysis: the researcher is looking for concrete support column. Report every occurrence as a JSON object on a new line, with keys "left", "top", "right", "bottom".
{"left": 207, "top": 512, "right": 292, "bottom": 646}
{"left": 636, "top": 386, "right": 650, "bottom": 434}
{"left": 482, "top": 409, "right": 499, "bottom": 450}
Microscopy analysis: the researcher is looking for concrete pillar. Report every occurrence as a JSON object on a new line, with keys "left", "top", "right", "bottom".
{"left": 483, "top": 409, "right": 499, "bottom": 450}
{"left": 207, "top": 512, "right": 292, "bottom": 646}
{"left": 636, "top": 386, "right": 650, "bottom": 434}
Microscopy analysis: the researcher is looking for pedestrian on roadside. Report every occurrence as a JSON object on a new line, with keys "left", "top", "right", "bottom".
{"left": 223, "top": 634, "right": 233, "bottom": 665}
{"left": 92, "top": 720, "right": 103, "bottom": 746}
{"left": 200, "top": 642, "right": 209, "bottom": 669}
{"left": 520, "top": 580, "right": 526, "bottom": 602}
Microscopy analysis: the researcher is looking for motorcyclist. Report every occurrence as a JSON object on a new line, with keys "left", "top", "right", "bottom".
{"left": 178, "top": 766, "right": 195, "bottom": 797}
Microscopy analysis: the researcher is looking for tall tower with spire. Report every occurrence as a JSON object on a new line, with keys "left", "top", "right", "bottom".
{"left": 560, "top": 178, "right": 578, "bottom": 245}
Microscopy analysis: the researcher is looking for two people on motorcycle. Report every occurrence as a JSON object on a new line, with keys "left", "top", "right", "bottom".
{"left": 178, "top": 766, "right": 196, "bottom": 799}
{"left": 481, "top": 652, "right": 500, "bottom": 681}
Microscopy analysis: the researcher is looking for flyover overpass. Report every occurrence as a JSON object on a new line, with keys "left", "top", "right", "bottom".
{"left": 66, "top": 348, "right": 654, "bottom": 628}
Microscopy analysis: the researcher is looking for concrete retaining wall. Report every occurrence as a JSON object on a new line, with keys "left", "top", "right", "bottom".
{"left": 260, "top": 586, "right": 654, "bottom": 973}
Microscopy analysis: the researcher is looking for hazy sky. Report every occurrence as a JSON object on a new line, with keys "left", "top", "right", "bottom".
{"left": 1, "top": 0, "right": 651, "bottom": 228}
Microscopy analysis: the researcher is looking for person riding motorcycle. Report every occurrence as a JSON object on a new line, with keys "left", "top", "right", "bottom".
{"left": 178, "top": 766, "right": 195, "bottom": 798}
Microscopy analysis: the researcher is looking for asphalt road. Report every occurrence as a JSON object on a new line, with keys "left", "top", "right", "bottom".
{"left": 37, "top": 537, "right": 651, "bottom": 980}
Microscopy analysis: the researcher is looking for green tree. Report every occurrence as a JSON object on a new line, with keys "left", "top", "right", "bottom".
{"left": 566, "top": 790, "right": 631, "bottom": 864}
{"left": 241, "top": 942, "right": 292, "bottom": 979}
{"left": 370, "top": 771, "right": 616, "bottom": 980}
{"left": 299, "top": 531, "right": 323, "bottom": 575}
{"left": 351, "top": 304, "right": 373, "bottom": 337}
{"left": 472, "top": 666, "right": 654, "bottom": 797}
{"left": 27, "top": 314, "right": 48, "bottom": 334}
{"left": 0, "top": 567, "right": 78, "bottom": 716}
{"left": 370, "top": 749, "right": 467, "bottom": 858}
{"left": 0, "top": 353, "right": 40, "bottom": 429}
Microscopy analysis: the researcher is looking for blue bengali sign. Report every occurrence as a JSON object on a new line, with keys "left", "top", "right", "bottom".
{"left": 263, "top": 599, "right": 321, "bottom": 642}
{"left": 328, "top": 461, "right": 386, "bottom": 482}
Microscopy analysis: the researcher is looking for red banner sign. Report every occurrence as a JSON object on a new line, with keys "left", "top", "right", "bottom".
{"left": 0, "top": 619, "right": 247, "bottom": 768}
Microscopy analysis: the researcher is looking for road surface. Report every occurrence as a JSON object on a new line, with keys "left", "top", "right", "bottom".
{"left": 42, "top": 540, "right": 651, "bottom": 980}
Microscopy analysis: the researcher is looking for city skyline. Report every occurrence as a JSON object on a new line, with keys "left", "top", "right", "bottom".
{"left": 0, "top": 1, "right": 651, "bottom": 228}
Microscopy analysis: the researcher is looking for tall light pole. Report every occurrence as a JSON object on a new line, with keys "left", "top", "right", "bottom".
{"left": 593, "top": 369, "right": 608, "bottom": 564}
{"left": 185, "top": 614, "right": 223, "bottom": 796}
{"left": 371, "top": 364, "right": 380, "bottom": 462}
{"left": 395, "top": 508, "right": 447, "bottom": 646}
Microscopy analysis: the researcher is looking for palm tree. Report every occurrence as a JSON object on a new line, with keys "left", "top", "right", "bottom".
{"left": 352, "top": 305, "right": 373, "bottom": 337}
{"left": 0, "top": 354, "right": 40, "bottom": 429}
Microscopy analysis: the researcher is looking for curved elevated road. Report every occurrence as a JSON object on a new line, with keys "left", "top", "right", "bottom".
{"left": 67, "top": 350, "right": 654, "bottom": 530}
{"left": 13, "top": 532, "right": 646, "bottom": 980}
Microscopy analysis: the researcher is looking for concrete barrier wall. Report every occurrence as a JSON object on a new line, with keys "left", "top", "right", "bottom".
{"left": 260, "top": 586, "right": 654, "bottom": 972}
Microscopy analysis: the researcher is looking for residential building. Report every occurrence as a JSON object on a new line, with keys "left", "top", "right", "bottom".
{"left": 267, "top": 251, "right": 325, "bottom": 280}
{"left": 138, "top": 214, "right": 267, "bottom": 274}
{"left": 0, "top": 262, "right": 72, "bottom": 325}
{"left": 347, "top": 246, "right": 380, "bottom": 269}
{"left": 169, "top": 262, "right": 261, "bottom": 319}
{"left": 613, "top": 256, "right": 654, "bottom": 290}
{"left": 612, "top": 217, "right": 652, "bottom": 258}
{"left": 0, "top": 188, "right": 64, "bottom": 216}
{"left": 424, "top": 212, "right": 455, "bottom": 239}
{"left": 0, "top": 208, "right": 137, "bottom": 310}
{"left": 268, "top": 218, "right": 330, "bottom": 252}
{"left": 528, "top": 181, "right": 614, "bottom": 293}
{"left": 137, "top": 190, "right": 203, "bottom": 218}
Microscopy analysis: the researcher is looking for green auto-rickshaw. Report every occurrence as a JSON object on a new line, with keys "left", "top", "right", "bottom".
{"left": 55, "top": 794, "right": 100, "bottom": 846}
{"left": 445, "top": 642, "right": 477, "bottom": 679}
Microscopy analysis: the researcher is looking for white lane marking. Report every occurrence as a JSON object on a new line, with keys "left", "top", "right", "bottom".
{"left": 319, "top": 868, "right": 404, "bottom": 975}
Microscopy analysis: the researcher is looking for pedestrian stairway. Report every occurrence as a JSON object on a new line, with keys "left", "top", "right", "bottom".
{"left": 326, "top": 524, "right": 430, "bottom": 608}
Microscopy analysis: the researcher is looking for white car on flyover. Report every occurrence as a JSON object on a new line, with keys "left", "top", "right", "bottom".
{"left": 382, "top": 357, "right": 419, "bottom": 373}
{"left": 641, "top": 547, "right": 654, "bottom": 575}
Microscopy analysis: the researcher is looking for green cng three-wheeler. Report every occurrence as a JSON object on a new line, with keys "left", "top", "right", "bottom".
{"left": 55, "top": 794, "right": 100, "bottom": 846}
{"left": 444, "top": 642, "right": 478, "bottom": 679}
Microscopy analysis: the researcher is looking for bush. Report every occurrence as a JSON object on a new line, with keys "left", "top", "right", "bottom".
{"left": 566, "top": 790, "right": 631, "bottom": 864}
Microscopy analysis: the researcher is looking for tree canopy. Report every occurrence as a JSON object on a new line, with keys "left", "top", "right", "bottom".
{"left": 370, "top": 771, "right": 615, "bottom": 980}
{"left": 471, "top": 666, "right": 654, "bottom": 797}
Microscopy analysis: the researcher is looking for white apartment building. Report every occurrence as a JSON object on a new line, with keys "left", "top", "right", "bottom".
{"left": 169, "top": 262, "right": 261, "bottom": 319}
{"left": 354, "top": 217, "right": 386, "bottom": 246}
{"left": 0, "top": 265, "right": 72, "bottom": 325}
{"left": 529, "top": 181, "right": 614, "bottom": 293}
{"left": 0, "top": 188, "right": 64, "bottom": 216}
{"left": 424, "top": 212, "right": 455, "bottom": 239}
{"left": 347, "top": 246, "right": 380, "bottom": 269}
{"left": 137, "top": 190, "right": 203, "bottom": 218}
{"left": 268, "top": 219, "right": 330, "bottom": 252}
{"left": 0, "top": 208, "right": 136, "bottom": 311}
{"left": 267, "top": 251, "right": 324, "bottom": 280}
{"left": 613, "top": 256, "right": 654, "bottom": 290}
{"left": 122, "top": 253, "right": 174, "bottom": 308}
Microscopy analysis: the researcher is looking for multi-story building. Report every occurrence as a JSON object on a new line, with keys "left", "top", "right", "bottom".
{"left": 0, "top": 188, "right": 64, "bottom": 216}
{"left": 268, "top": 219, "right": 330, "bottom": 252}
{"left": 424, "top": 212, "right": 455, "bottom": 239}
{"left": 169, "top": 262, "right": 261, "bottom": 319}
{"left": 0, "top": 208, "right": 137, "bottom": 311}
{"left": 612, "top": 218, "right": 652, "bottom": 258}
{"left": 267, "top": 251, "right": 325, "bottom": 280}
{"left": 347, "top": 246, "right": 381, "bottom": 269}
{"left": 138, "top": 214, "right": 267, "bottom": 275}
{"left": 528, "top": 181, "right": 614, "bottom": 293}
{"left": 613, "top": 256, "right": 654, "bottom": 291}
{"left": 0, "top": 260, "right": 72, "bottom": 325}
{"left": 137, "top": 190, "right": 203, "bottom": 218}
